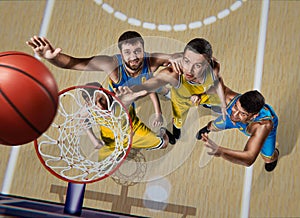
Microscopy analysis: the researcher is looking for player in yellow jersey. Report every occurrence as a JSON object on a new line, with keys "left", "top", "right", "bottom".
{"left": 82, "top": 82, "right": 169, "bottom": 160}
{"left": 131, "top": 38, "right": 227, "bottom": 142}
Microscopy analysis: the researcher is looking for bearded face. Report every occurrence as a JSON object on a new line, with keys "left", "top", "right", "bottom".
{"left": 120, "top": 41, "right": 144, "bottom": 72}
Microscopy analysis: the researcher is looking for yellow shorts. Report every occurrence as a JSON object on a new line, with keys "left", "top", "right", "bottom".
{"left": 172, "top": 93, "right": 220, "bottom": 129}
{"left": 98, "top": 106, "right": 164, "bottom": 160}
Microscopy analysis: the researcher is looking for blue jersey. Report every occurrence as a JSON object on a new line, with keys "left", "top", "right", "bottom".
{"left": 212, "top": 94, "right": 278, "bottom": 158}
{"left": 108, "top": 53, "right": 153, "bottom": 91}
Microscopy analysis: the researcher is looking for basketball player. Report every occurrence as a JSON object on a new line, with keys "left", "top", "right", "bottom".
{"left": 82, "top": 82, "right": 169, "bottom": 160}
{"left": 130, "top": 38, "right": 227, "bottom": 141}
{"left": 196, "top": 84, "right": 279, "bottom": 172}
{"left": 26, "top": 31, "right": 181, "bottom": 128}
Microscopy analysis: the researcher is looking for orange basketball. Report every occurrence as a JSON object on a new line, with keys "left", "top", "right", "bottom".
{"left": 0, "top": 51, "right": 58, "bottom": 145}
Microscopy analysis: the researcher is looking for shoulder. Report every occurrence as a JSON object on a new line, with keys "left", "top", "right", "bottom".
{"left": 248, "top": 119, "right": 273, "bottom": 136}
{"left": 223, "top": 85, "right": 239, "bottom": 105}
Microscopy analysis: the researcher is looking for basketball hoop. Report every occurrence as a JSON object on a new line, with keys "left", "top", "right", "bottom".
{"left": 34, "top": 85, "right": 133, "bottom": 183}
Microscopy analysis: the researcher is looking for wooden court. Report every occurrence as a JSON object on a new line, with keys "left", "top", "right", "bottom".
{"left": 0, "top": 1, "right": 299, "bottom": 217}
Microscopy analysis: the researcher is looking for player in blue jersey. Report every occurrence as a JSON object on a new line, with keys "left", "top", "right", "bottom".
{"left": 26, "top": 31, "right": 181, "bottom": 130}
{"left": 196, "top": 84, "right": 279, "bottom": 172}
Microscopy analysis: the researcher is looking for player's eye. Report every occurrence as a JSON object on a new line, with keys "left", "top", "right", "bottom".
{"left": 134, "top": 49, "right": 142, "bottom": 54}
{"left": 194, "top": 64, "right": 202, "bottom": 69}
{"left": 183, "top": 58, "right": 189, "bottom": 64}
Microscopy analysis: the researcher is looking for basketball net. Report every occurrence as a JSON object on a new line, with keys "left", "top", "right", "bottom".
{"left": 34, "top": 86, "right": 133, "bottom": 183}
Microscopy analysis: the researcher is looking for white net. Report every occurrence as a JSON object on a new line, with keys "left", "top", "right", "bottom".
{"left": 34, "top": 86, "right": 132, "bottom": 183}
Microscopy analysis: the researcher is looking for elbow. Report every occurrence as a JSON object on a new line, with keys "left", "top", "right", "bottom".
{"left": 244, "top": 161, "right": 254, "bottom": 167}
{"left": 244, "top": 157, "right": 256, "bottom": 167}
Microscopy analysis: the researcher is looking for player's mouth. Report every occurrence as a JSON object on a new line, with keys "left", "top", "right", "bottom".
{"left": 129, "top": 59, "right": 140, "bottom": 66}
{"left": 230, "top": 115, "right": 240, "bottom": 122}
{"left": 184, "top": 73, "right": 194, "bottom": 80}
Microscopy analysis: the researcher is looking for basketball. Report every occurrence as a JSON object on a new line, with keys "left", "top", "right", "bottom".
{"left": 0, "top": 51, "right": 58, "bottom": 145}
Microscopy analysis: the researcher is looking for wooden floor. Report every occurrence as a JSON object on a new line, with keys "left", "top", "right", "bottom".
{"left": 0, "top": 1, "right": 299, "bottom": 217}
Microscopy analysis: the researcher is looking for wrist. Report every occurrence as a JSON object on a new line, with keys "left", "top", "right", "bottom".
{"left": 205, "top": 126, "right": 211, "bottom": 133}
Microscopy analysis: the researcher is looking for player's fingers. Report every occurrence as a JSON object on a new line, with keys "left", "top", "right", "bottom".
{"left": 203, "top": 142, "right": 211, "bottom": 149}
{"left": 33, "top": 36, "right": 42, "bottom": 47}
{"left": 201, "top": 133, "right": 208, "bottom": 141}
{"left": 29, "top": 37, "right": 39, "bottom": 47}
{"left": 26, "top": 41, "right": 36, "bottom": 49}
{"left": 172, "top": 62, "right": 181, "bottom": 74}
{"left": 191, "top": 96, "right": 199, "bottom": 104}
{"left": 37, "top": 36, "right": 46, "bottom": 46}
{"left": 207, "top": 151, "right": 215, "bottom": 156}
{"left": 134, "top": 90, "right": 147, "bottom": 98}
{"left": 42, "top": 37, "right": 55, "bottom": 51}
{"left": 41, "top": 37, "right": 51, "bottom": 45}
{"left": 53, "top": 48, "right": 62, "bottom": 56}
{"left": 152, "top": 121, "right": 158, "bottom": 127}
{"left": 153, "top": 120, "right": 163, "bottom": 127}
{"left": 117, "top": 86, "right": 126, "bottom": 94}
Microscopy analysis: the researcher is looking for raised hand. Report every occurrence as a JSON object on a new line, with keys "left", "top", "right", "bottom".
{"left": 201, "top": 133, "right": 221, "bottom": 157}
{"left": 26, "top": 36, "right": 61, "bottom": 59}
{"left": 114, "top": 86, "right": 147, "bottom": 109}
{"left": 166, "top": 53, "right": 183, "bottom": 74}
{"left": 151, "top": 113, "right": 163, "bottom": 127}
{"left": 190, "top": 93, "right": 209, "bottom": 105}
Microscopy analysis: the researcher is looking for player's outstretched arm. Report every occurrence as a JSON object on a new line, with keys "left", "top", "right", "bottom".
{"left": 149, "top": 52, "right": 183, "bottom": 74}
{"left": 114, "top": 86, "right": 148, "bottom": 109}
{"left": 205, "top": 59, "right": 227, "bottom": 119}
{"left": 200, "top": 134, "right": 257, "bottom": 166}
{"left": 200, "top": 122, "right": 271, "bottom": 167}
{"left": 131, "top": 67, "right": 178, "bottom": 93}
{"left": 26, "top": 36, "right": 117, "bottom": 72}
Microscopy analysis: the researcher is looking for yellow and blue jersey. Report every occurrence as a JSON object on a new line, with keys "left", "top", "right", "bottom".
{"left": 171, "top": 69, "right": 220, "bottom": 128}
{"left": 212, "top": 94, "right": 278, "bottom": 158}
{"left": 108, "top": 53, "right": 153, "bottom": 91}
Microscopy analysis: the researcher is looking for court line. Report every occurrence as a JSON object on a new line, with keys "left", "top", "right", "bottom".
{"left": 93, "top": 0, "right": 246, "bottom": 31}
{"left": 1, "top": 0, "right": 55, "bottom": 195}
{"left": 240, "top": 1, "right": 270, "bottom": 217}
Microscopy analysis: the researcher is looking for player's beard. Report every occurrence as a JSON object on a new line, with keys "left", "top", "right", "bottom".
{"left": 124, "top": 58, "right": 143, "bottom": 71}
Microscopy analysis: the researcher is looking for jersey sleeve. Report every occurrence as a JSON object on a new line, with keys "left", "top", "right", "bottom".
{"left": 211, "top": 115, "right": 234, "bottom": 130}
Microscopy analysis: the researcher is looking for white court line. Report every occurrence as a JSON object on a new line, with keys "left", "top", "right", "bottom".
{"left": 1, "top": 0, "right": 55, "bottom": 195}
{"left": 114, "top": 11, "right": 127, "bottom": 21}
{"left": 1, "top": 147, "right": 21, "bottom": 194}
{"left": 240, "top": 0, "right": 269, "bottom": 218}
{"left": 94, "top": 0, "right": 246, "bottom": 31}
{"left": 203, "top": 16, "right": 217, "bottom": 25}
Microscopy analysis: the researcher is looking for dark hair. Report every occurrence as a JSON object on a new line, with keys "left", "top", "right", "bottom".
{"left": 184, "top": 38, "right": 213, "bottom": 62}
{"left": 118, "top": 31, "right": 144, "bottom": 50}
{"left": 239, "top": 90, "right": 265, "bottom": 114}
{"left": 82, "top": 82, "right": 102, "bottom": 100}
